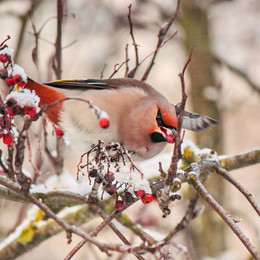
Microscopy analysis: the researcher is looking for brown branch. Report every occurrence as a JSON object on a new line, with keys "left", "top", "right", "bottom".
{"left": 53, "top": 0, "right": 64, "bottom": 79}
{"left": 215, "top": 165, "right": 260, "bottom": 217}
{"left": 214, "top": 55, "right": 260, "bottom": 95}
{"left": 116, "top": 213, "right": 155, "bottom": 245}
{"left": 163, "top": 194, "right": 200, "bottom": 243}
{"left": 65, "top": 206, "right": 145, "bottom": 260}
{"left": 124, "top": 43, "right": 130, "bottom": 77}
{"left": 109, "top": 59, "right": 130, "bottom": 79}
{"left": 139, "top": 30, "right": 177, "bottom": 69}
{"left": 14, "top": 0, "right": 43, "bottom": 62}
{"left": 190, "top": 175, "right": 260, "bottom": 260}
{"left": 141, "top": 0, "right": 181, "bottom": 81}
{"left": 127, "top": 4, "right": 140, "bottom": 78}
{"left": 0, "top": 177, "right": 166, "bottom": 255}
{"left": 219, "top": 148, "right": 260, "bottom": 171}
{"left": 159, "top": 47, "right": 193, "bottom": 217}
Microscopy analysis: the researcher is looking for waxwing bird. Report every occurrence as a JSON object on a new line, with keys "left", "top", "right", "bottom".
{"left": 24, "top": 78, "right": 217, "bottom": 159}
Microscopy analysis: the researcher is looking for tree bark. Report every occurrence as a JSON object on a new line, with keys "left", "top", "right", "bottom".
{"left": 180, "top": 1, "right": 225, "bottom": 258}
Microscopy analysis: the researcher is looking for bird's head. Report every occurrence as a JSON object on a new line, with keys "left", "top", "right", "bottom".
{"left": 150, "top": 101, "right": 178, "bottom": 144}
{"left": 119, "top": 99, "right": 178, "bottom": 159}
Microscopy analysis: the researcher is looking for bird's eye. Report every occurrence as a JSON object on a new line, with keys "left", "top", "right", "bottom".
{"left": 156, "top": 109, "right": 164, "bottom": 126}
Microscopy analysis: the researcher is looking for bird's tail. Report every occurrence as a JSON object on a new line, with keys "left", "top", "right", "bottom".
{"left": 182, "top": 111, "right": 218, "bottom": 131}
{"left": 25, "top": 78, "right": 65, "bottom": 124}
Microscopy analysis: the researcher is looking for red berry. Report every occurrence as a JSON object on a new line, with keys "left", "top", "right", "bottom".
{"left": 6, "top": 108, "right": 15, "bottom": 117}
{"left": 141, "top": 193, "right": 153, "bottom": 204}
{"left": 17, "top": 81, "right": 26, "bottom": 87}
{"left": 23, "top": 106, "right": 37, "bottom": 115}
{"left": 99, "top": 118, "right": 109, "bottom": 128}
{"left": 6, "top": 105, "right": 22, "bottom": 116}
{"left": 3, "top": 134, "right": 13, "bottom": 145}
{"left": 106, "top": 183, "right": 117, "bottom": 195}
{"left": 115, "top": 200, "right": 124, "bottom": 211}
{"left": 134, "top": 189, "right": 145, "bottom": 198}
{"left": 13, "top": 74, "right": 22, "bottom": 83}
{"left": 0, "top": 54, "right": 10, "bottom": 63}
{"left": 5, "top": 77, "right": 14, "bottom": 86}
{"left": 55, "top": 128, "right": 64, "bottom": 137}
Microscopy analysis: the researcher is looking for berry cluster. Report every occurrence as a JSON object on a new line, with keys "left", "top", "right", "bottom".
{"left": 84, "top": 143, "right": 153, "bottom": 212}
{"left": 5, "top": 97, "right": 37, "bottom": 117}
{"left": 0, "top": 93, "right": 39, "bottom": 146}
{"left": 0, "top": 36, "right": 40, "bottom": 145}
{"left": 0, "top": 37, "right": 27, "bottom": 88}
{"left": 114, "top": 190, "right": 153, "bottom": 211}
{"left": 134, "top": 189, "right": 153, "bottom": 204}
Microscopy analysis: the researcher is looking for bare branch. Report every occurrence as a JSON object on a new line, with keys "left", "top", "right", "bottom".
{"left": 142, "top": 0, "right": 181, "bottom": 81}
{"left": 190, "top": 174, "right": 260, "bottom": 260}
{"left": 215, "top": 165, "right": 260, "bottom": 217}
{"left": 214, "top": 55, "right": 260, "bottom": 96}
{"left": 127, "top": 4, "right": 140, "bottom": 78}
{"left": 52, "top": 0, "right": 64, "bottom": 79}
{"left": 159, "top": 47, "right": 193, "bottom": 217}
{"left": 219, "top": 148, "right": 260, "bottom": 171}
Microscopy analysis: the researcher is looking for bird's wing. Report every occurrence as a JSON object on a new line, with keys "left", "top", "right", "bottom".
{"left": 44, "top": 78, "right": 164, "bottom": 98}
{"left": 182, "top": 111, "right": 218, "bottom": 131}
{"left": 44, "top": 79, "right": 109, "bottom": 90}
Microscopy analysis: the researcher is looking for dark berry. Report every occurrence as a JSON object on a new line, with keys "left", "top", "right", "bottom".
{"left": 104, "top": 172, "right": 115, "bottom": 183}
{"left": 89, "top": 168, "right": 98, "bottom": 178}
{"left": 115, "top": 200, "right": 124, "bottom": 211}
{"left": 122, "top": 192, "right": 133, "bottom": 203}
{"left": 106, "top": 183, "right": 117, "bottom": 195}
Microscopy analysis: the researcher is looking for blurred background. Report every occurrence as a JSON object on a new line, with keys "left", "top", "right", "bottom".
{"left": 0, "top": 0, "right": 259, "bottom": 259}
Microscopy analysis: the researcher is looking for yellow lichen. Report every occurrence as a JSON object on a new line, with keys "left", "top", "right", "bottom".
{"left": 17, "top": 223, "right": 35, "bottom": 245}
{"left": 34, "top": 209, "right": 46, "bottom": 221}
{"left": 183, "top": 146, "right": 194, "bottom": 158}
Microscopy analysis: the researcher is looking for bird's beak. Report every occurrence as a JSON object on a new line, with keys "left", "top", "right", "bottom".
{"left": 159, "top": 126, "right": 176, "bottom": 144}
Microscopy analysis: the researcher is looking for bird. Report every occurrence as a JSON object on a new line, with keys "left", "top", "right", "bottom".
{"left": 24, "top": 77, "right": 217, "bottom": 159}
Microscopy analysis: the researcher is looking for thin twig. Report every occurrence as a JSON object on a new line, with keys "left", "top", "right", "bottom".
{"left": 65, "top": 206, "right": 145, "bottom": 260}
{"left": 53, "top": 0, "right": 64, "bottom": 79}
{"left": 142, "top": 0, "right": 181, "bottom": 81}
{"left": 163, "top": 194, "right": 200, "bottom": 242}
{"left": 159, "top": 47, "right": 193, "bottom": 217}
{"left": 109, "top": 59, "right": 130, "bottom": 79}
{"left": 124, "top": 44, "right": 129, "bottom": 77}
{"left": 127, "top": 4, "right": 139, "bottom": 78}
{"left": 215, "top": 165, "right": 260, "bottom": 217}
{"left": 214, "top": 55, "right": 260, "bottom": 95}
